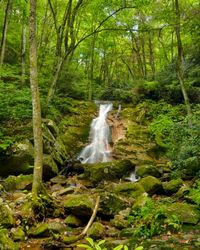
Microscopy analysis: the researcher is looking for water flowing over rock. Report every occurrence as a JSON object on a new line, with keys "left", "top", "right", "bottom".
{"left": 78, "top": 103, "right": 113, "bottom": 163}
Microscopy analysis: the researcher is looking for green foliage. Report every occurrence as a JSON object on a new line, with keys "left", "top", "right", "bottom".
{"left": 77, "top": 237, "right": 137, "bottom": 250}
{"left": 0, "top": 82, "right": 32, "bottom": 121}
{"left": 128, "top": 197, "right": 181, "bottom": 239}
{"left": 188, "top": 180, "right": 200, "bottom": 205}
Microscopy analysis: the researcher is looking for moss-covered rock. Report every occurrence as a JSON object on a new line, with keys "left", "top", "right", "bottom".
{"left": 83, "top": 159, "right": 135, "bottom": 184}
{"left": 28, "top": 221, "right": 67, "bottom": 237}
{"left": 64, "top": 194, "right": 94, "bottom": 216}
{"left": 98, "top": 191, "right": 129, "bottom": 216}
{"left": 87, "top": 222, "right": 105, "bottom": 239}
{"left": 139, "top": 176, "right": 162, "bottom": 195}
{"left": 0, "top": 139, "right": 34, "bottom": 176}
{"left": 132, "top": 193, "right": 149, "bottom": 210}
{"left": 163, "top": 178, "right": 183, "bottom": 194}
{"left": 64, "top": 215, "right": 83, "bottom": 227}
{"left": 165, "top": 203, "right": 200, "bottom": 224}
{"left": 0, "top": 229, "right": 19, "bottom": 250}
{"left": 136, "top": 164, "right": 161, "bottom": 178}
{"left": 11, "top": 227, "right": 25, "bottom": 241}
{"left": 43, "top": 155, "right": 59, "bottom": 179}
{"left": 3, "top": 174, "right": 32, "bottom": 191}
{"left": 0, "top": 202, "right": 14, "bottom": 227}
{"left": 110, "top": 215, "right": 130, "bottom": 229}
{"left": 113, "top": 182, "right": 146, "bottom": 199}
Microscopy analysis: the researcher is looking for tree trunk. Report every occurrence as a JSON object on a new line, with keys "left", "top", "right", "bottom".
{"left": 0, "top": 0, "right": 12, "bottom": 65}
{"left": 46, "top": 57, "right": 64, "bottom": 106}
{"left": 29, "top": 0, "right": 43, "bottom": 198}
{"left": 148, "top": 33, "right": 155, "bottom": 79}
{"left": 21, "top": 17, "right": 26, "bottom": 85}
{"left": 174, "top": 0, "right": 192, "bottom": 121}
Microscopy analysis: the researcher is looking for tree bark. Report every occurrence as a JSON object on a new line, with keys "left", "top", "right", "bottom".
{"left": 174, "top": 0, "right": 192, "bottom": 121}
{"left": 21, "top": 15, "right": 26, "bottom": 85}
{"left": 29, "top": 0, "right": 43, "bottom": 197}
{"left": 0, "top": 0, "right": 12, "bottom": 65}
{"left": 148, "top": 32, "right": 155, "bottom": 78}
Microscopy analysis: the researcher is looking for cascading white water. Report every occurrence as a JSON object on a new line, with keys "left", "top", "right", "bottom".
{"left": 78, "top": 103, "right": 113, "bottom": 164}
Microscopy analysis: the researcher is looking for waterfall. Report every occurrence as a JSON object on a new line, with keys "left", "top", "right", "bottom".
{"left": 78, "top": 103, "right": 113, "bottom": 164}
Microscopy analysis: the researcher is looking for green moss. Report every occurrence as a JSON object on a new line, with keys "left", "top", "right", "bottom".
{"left": 113, "top": 182, "right": 145, "bottom": 199}
{"left": 139, "top": 176, "right": 162, "bottom": 195}
{"left": 136, "top": 165, "right": 161, "bottom": 178}
{"left": 11, "top": 227, "right": 25, "bottom": 241}
{"left": 98, "top": 191, "right": 128, "bottom": 216}
{"left": 110, "top": 215, "right": 130, "bottom": 229}
{"left": 0, "top": 203, "right": 14, "bottom": 227}
{"left": 3, "top": 174, "right": 33, "bottom": 191}
{"left": 83, "top": 160, "right": 135, "bottom": 184}
{"left": 165, "top": 203, "right": 200, "bottom": 224}
{"left": 163, "top": 178, "right": 183, "bottom": 194}
{"left": 64, "top": 215, "right": 82, "bottom": 227}
{"left": 64, "top": 194, "right": 94, "bottom": 216}
{"left": 0, "top": 229, "right": 19, "bottom": 250}
{"left": 87, "top": 222, "right": 105, "bottom": 239}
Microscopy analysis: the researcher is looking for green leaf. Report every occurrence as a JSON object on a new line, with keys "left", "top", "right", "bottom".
{"left": 77, "top": 244, "right": 92, "bottom": 249}
{"left": 113, "top": 245, "right": 124, "bottom": 250}
{"left": 86, "top": 237, "right": 94, "bottom": 247}
{"left": 95, "top": 245, "right": 102, "bottom": 250}
{"left": 135, "top": 246, "right": 144, "bottom": 250}
{"left": 97, "top": 240, "right": 106, "bottom": 246}
{"left": 124, "top": 246, "right": 128, "bottom": 250}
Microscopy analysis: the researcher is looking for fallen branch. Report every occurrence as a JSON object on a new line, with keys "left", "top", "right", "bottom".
{"left": 44, "top": 195, "right": 100, "bottom": 248}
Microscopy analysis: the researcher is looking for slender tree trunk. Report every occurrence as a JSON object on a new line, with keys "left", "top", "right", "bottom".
{"left": 21, "top": 18, "right": 26, "bottom": 85}
{"left": 174, "top": 0, "right": 192, "bottom": 121}
{"left": 29, "top": 0, "right": 43, "bottom": 198}
{"left": 148, "top": 33, "right": 155, "bottom": 78}
{"left": 46, "top": 57, "right": 64, "bottom": 106}
{"left": 0, "top": 0, "right": 12, "bottom": 65}
{"left": 141, "top": 37, "right": 147, "bottom": 78}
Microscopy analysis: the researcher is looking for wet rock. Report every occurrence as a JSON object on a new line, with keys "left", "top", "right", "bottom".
{"left": 11, "top": 227, "right": 25, "bottom": 241}
{"left": 139, "top": 176, "right": 162, "bottom": 195}
{"left": 3, "top": 174, "right": 32, "bottom": 191}
{"left": 136, "top": 164, "right": 161, "bottom": 178}
{"left": 163, "top": 178, "right": 183, "bottom": 195}
{"left": 0, "top": 229, "right": 19, "bottom": 250}
{"left": 113, "top": 182, "right": 145, "bottom": 199}
{"left": 64, "top": 194, "right": 94, "bottom": 216}
{"left": 83, "top": 159, "right": 135, "bottom": 185}
{"left": 165, "top": 203, "right": 200, "bottom": 224}
{"left": 0, "top": 202, "right": 14, "bottom": 227}
{"left": 64, "top": 215, "right": 83, "bottom": 227}
{"left": 87, "top": 222, "right": 105, "bottom": 239}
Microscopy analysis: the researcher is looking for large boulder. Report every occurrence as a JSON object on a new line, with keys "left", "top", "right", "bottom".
{"left": 165, "top": 203, "right": 200, "bottom": 224}
{"left": 0, "top": 139, "right": 34, "bottom": 176}
{"left": 98, "top": 191, "right": 129, "bottom": 216}
{"left": 136, "top": 164, "right": 161, "bottom": 178}
{"left": 139, "top": 176, "right": 162, "bottom": 195}
{"left": 162, "top": 178, "right": 183, "bottom": 195}
{"left": 2, "top": 174, "right": 32, "bottom": 191}
{"left": 112, "top": 182, "right": 146, "bottom": 199}
{"left": 64, "top": 194, "right": 94, "bottom": 216}
{"left": 87, "top": 222, "right": 105, "bottom": 239}
{"left": 82, "top": 159, "right": 135, "bottom": 185}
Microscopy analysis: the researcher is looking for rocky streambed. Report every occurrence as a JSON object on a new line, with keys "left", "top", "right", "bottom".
{"left": 0, "top": 102, "right": 199, "bottom": 249}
